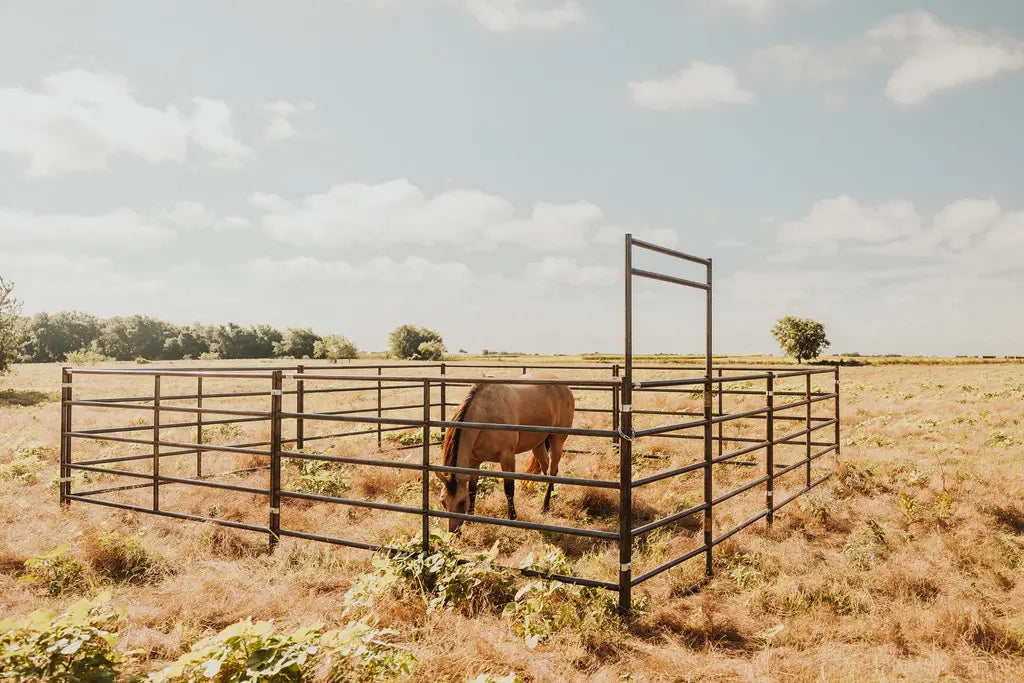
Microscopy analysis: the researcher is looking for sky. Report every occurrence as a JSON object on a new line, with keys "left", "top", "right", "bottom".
{"left": 0, "top": 0, "right": 1022, "bottom": 356}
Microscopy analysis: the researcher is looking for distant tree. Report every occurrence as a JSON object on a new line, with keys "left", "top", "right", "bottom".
{"left": 162, "top": 324, "right": 211, "bottom": 360}
{"left": 416, "top": 340, "right": 445, "bottom": 361}
{"left": 96, "top": 316, "right": 174, "bottom": 361}
{"left": 19, "top": 311, "right": 102, "bottom": 363}
{"left": 771, "top": 316, "right": 830, "bottom": 364}
{"left": 388, "top": 325, "right": 445, "bottom": 360}
{"left": 0, "top": 277, "right": 22, "bottom": 374}
{"left": 313, "top": 335, "right": 359, "bottom": 362}
{"left": 252, "top": 324, "right": 283, "bottom": 357}
{"left": 274, "top": 328, "right": 321, "bottom": 359}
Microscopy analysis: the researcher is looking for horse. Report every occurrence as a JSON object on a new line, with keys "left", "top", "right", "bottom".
{"left": 437, "top": 373, "right": 575, "bottom": 532}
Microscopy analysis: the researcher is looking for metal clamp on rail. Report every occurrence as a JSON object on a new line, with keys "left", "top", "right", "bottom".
{"left": 620, "top": 404, "right": 632, "bottom": 413}
{"left": 270, "top": 389, "right": 283, "bottom": 396}
{"left": 269, "top": 507, "right": 281, "bottom": 516}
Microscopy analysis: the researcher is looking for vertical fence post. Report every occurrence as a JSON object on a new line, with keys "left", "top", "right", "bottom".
{"left": 618, "top": 234, "right": 634, "bottom": 617}
{"left": 196, "top": 376, "right": 203, "bottom": 478}
{"left": 766, "top": 372, "right": 774, "bottom": 526}
{"left": 611, "top": 364, "right": 620, "bottom": 447}
{"left": 59, "top": 367, "right": 72, "bottom": 507}
{"left": 295, "top": 364, "right": 305, "bottom": 451}
{"left": 376, "top": 366, "right": 383, "bottom": 449}
{"left": 703, "top": 259, "right": 713, "bottom": 577}
{"left": 422, "top": 380, "right": 431, "bottom": 553}
{"left": 439, "top": 363, "right": 447, "bottom": 444}
{"left": 805, "top": 372, "right": 812, "bottom": 489}
{"left": 834, "top": 366, "right": 841, "bottom": 458}
{"left": 716, "top": 368, "right": 723, "bottom": 457}
{"left": 153, "top": 375, "right": 161, "bottom": 512}
{"left": 269, "top": 370, "right": 282, "bottom": 550}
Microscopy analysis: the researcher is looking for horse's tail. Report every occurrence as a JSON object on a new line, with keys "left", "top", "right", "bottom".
{"left": 440, "top": 385, "right": 482, "bottom": 489}
{"left": 525, "top": 436, "right": 551, "bottom": 474}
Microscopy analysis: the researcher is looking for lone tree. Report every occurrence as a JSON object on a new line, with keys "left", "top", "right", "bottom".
{"left": 771, "top": 316, "right": 830, "bottom": 364}
{"left": 388, "top": 324, "right": 445, "bottom": 360}
{"left": 0, "top": 277, "right": 22, "bottom": 374}
{"left": 313, "top": 335, "right": 359, "bottom": 362}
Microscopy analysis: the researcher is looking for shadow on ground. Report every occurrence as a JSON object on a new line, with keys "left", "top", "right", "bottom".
{"left": 0, "top": 389, "right": 60, "bottom": 407}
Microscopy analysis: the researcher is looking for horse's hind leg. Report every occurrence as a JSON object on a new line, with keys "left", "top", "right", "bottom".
{"left": 499, "top": 451, "right": 517, "bottom": 521}
{"left": 543, "top": 435, "right": 566, "bottom": 514}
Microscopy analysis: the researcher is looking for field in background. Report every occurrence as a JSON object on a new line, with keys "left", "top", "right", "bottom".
{"left": 1, "top": 357, "right": 1023, "bottom": 681}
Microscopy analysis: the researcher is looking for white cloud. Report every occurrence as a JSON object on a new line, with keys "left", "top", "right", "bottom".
{"left": 188, "top": 98, "right": 255, "bottom": 167}
{"left": 349, "top": 0, "right": 585, "bottom": 32}
{"left": 628, "top": 62, "right": 754, "bottom": 111}
{"left": 523, "top": 256, "right": 618, "bottom": 287}
{"left": 0, "top": 68, "right": 255, "bottom": 175}
{"left": 258, "top": 99, "right": 315, "bottom": 141}
{"left": 157, "top": 201, "right": 252, "bottom": 232}
{"left": 691, "top": 0, "right": 821, "bottom": 21}
{"left": 244, "top": 255, "right": 473, "bottom": 287}
{"left": 593, "top": 226, "right": 680, "bottom": 247}
{"left": 749, "top": 11, "right": 1024, "bottom": 105}
{"left": 771, "top": 195, "right": 1024, "bottom": 267}
{"left": 0, "top": 206, "right": 177, "bottom": 248}
{"left": 252, "top": 179, "right": 608, "bottom": 250}
{"left": 0, "top": 200, "right": 251, "bottom": 252}
{"left": 459, "top": 0, "right": 585, "bottom": 32}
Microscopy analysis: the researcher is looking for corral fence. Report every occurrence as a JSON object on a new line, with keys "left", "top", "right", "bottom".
{"left": 58, "top": 236, "right": 841, "bottom": 615}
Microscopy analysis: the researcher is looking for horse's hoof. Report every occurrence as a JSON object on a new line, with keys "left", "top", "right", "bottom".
{"left": 509, "top": 510, "right": 517, "bottom": 521}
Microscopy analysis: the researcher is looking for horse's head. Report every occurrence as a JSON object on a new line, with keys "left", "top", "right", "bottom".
{"left": 439, "top": 474, "right": 469, "bottom": 532}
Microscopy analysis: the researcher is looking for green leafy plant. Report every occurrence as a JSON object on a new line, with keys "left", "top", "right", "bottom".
{"left": 344, "top": 533, "right": 514, "bottom": 614}
{"left": 383, "top": 430, "right": 442, "bottom": 448}
{"left": 148, "top": 618, "right": 413, "bottom": 683}
{"left": 502, "top": 547, "right": 632, "bottom": 648}
{"left": 0, "top": 591, "right": 122, "bottom": 682}
{"left": 19, "top": 545, "right": 91, "bottom": 596}
{"left": 82, "top": 529, "right": 167, "bottom": 585}
{"left": 0, "top": 446, "right": 48, "bottom": 484}
{"left": 64, "top": 348, "right": 112, "bottom": 366}
{"left": 294, "top": 459, "right": 350, "bottom": 498}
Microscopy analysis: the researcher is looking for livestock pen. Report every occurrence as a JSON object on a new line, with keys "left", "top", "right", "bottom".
{"left": 58, "top": 236, "right": 841, "bottom": 615}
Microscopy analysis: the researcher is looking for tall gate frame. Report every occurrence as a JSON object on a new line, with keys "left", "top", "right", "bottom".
{"left": 58, "top": 235, "right": 841, "bottom": 616}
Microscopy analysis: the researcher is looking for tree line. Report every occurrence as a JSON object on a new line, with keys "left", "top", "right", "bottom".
{"left": 0, "top": 277, "right": 448, "bottom": 371}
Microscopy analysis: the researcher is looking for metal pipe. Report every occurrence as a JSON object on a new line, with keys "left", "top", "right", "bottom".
{"left": 630, "top": 237, "right": 711, "bottom": 265}
{"left": 766, "top": 373, "right": 774, "bottom": 526}
{"left": 704, "top": 258, "right": 713, "bottom": 578}
{"left": 295, "top": 364, "right": 304, "bottom": 451}
{"left": 196, "top": 376, "right": 203, "bottom": 478}
{"left": 631, "top": 268, "right": 710, "bottom": 291}
{"left": 269, "top": 370, "right": 283, "bottom": 549}
{"left": 619, "top": 233, "right": 634, "bottom": 616}
{"left": 152, "top": 375, "right": 160, "bottom": 512}
{"left": 422, "top": 380, "right": 430, "bottom": 552}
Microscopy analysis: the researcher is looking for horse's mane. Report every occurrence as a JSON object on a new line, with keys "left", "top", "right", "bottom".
{"left": 440, "top": 384, "right": 482, "bottom": 490}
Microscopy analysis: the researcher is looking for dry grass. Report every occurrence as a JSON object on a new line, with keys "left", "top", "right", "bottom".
{"left": 1, "top": 358, "right": 1023, "bottom": 680}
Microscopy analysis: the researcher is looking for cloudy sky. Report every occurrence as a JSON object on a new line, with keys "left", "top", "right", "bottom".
{"left": 1, "top": 1, "right": 1022, "bottom": 356}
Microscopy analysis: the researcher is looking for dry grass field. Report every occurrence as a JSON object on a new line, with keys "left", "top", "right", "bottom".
{"left": 1, "top": 358, "right": 1023, "bottom": 681}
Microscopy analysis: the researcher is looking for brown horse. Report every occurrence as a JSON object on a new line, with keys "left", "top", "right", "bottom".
{"left": 437, "top": 373, "right": 575, "bottom": 532}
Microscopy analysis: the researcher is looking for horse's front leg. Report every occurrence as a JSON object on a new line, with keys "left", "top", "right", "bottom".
{"left": 468, "top": 475, "right": 479, "bottom": 516}
{"left": 499, "top": 452, "right": 517, "bottom": 521}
